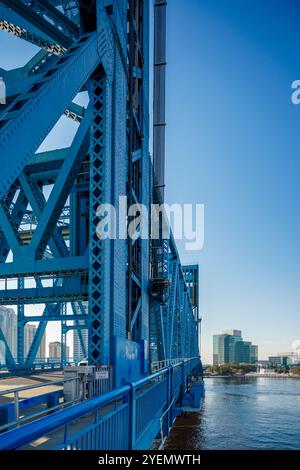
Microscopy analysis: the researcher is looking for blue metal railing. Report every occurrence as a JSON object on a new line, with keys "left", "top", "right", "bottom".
{"left": 0, "top": 357, "right": 78, "bottom": 372}
{"left": 0, "top": 357, "right": 201, "bottom": 450}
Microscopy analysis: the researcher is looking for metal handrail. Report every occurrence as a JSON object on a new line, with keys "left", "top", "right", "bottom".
{"left": 0, "top": 376, "right": 76, "bottom": 397}
{"left": 0, "top": 384, "right": 131, "bottom": 450}
{"left": 0, "top": 376, "right": 81, "bottom": 431}
{"left": 151, "top": 356, "right": 199, "bottom": 372}
{"left": 0, "top": 357, "right": 200, "bottom": 450}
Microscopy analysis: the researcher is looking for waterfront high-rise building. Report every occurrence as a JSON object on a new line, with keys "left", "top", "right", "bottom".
{"left": 223, "top": 329, "right": 242, "bottom": 338}
{"left": 24, "top": 324, "right": 36, "bottom": 358}
{"left": 213, "top": 334, "right": 231, "bottom": 365}
{"left": 213, "top": 330, "right": 258, "bottom": 365}
{"left": 233, "top": 340, "right": 251, "bottom": 363}
{"left": 0, "top": 307, "right": 45, "bottom": 362}
{"left": 49, "top": 341, "right": 69, "bottom": 361}
{"left": 24, "top": 323, "right": 46, "bottom": 359}
{"left": 37, "top": 330, "right": 46, "bottom": 359}
{"left": 269, "top": 355, "right": 289, "bottom": 367}
{"left": 0, "top": 306, "right": 17, "bottom": 362}
{"left": 73, "top": 302, "right": 88, "bottom": 362}
{"left": 250, "top": 345, "right": 258, "bottom": 364}
{"left": 228, "top": 333, "right": 244, "bottom": 362}
{"left": 73, "top": 329, "right": 88, "bottom": 362}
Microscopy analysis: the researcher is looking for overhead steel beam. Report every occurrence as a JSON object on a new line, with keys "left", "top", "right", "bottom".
{"left": 18, "top": 172, "right": 69, "bottom": 257}
{"left": 0, "top": 33, "right": 99, "bottom": 199}
{"left": 0, "top": 254, "right": 88, "bottom": 277}
{"left": 0, "top": 18, "right": 65, "bottom": 54}
{"left": 63, "top": 324, "right": 87, "bottom": 331}
{"left": 23, "top": 314, "right": 88, "bottom": 322}
{"left": 0, "top": 187, "right": 27, "bottom": 263}
{"left": 0, "top": 203, "right": 20, "bottom": 253}
{"left": 0, "top": 283, "right": 88, "bottom": 304}
{"left": 0, "top": 0, "right": 75, "bottom": 48}
{"left": 27, "top": 148, "right": 67, "bottom": 167}
{"left": 28, "top": 0, "right": 79, "bottom": 36}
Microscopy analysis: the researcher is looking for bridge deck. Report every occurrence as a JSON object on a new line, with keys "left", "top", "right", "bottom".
{"left": 0, "top": 372, "right": 63, "bottom": 405}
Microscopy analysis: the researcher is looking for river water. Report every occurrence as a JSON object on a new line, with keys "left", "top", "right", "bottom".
{"left": 165, "top": 377, "right": 300, "bottom": 450}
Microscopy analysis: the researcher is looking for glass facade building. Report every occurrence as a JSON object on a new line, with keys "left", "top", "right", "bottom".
{"left": 213, "top": 330, "right": 258, "bottom": 365}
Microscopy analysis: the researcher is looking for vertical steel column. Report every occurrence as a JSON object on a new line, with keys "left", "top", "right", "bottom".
{"left": 61, "top": 303, "right": 67, "bottom": 365}
{"left": 150, "top": 0, "right": 169, "bottom": 352}
{"left": 17, "top": 277, "right": 24, "bottom": 366}
{"left": 127, "top": 0, "right": 135, "bottom": 338}
{"left": 127, "top": 0, "right": 144, "bottom": 343}
{"left": 153, "top": 0, "right": 167, "bottom": 202}
{"left": 89, "top": 72, "right": 108, "bottom": 365}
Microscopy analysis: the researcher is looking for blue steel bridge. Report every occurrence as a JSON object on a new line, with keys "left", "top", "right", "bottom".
{"left": 0, "top": 0, "right": 203, "bottom": 450}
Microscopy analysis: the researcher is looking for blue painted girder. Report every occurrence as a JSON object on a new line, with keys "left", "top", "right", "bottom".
{"left": 0, "top": 255, "right": 88, "bottom": 277}
{"left": 0, "top": 280, "right": 87, "bottom": 304}
{"left": 24, "top": 303, "right": 59, "bottom": 366}
{"left": 0, "top": 33, "right": 99, "bottom": 199}
{"left": 0, "top": 188, "right": 27, "bottom": 262}
{"left": 0, "top": 3, "right": 66, "bottom": 46}
{"left": 0, "top": 327, "right": 16, "bottom": 367}
{"left": 0, "top": 0, "right": 75, "bottom": 48}
{"left": 27, "top": 104, "right": 92, "bottom": 259}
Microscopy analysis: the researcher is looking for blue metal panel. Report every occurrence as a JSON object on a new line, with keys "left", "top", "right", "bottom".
{"left": 114, "top": 336, "right": 141, "bottom": 387}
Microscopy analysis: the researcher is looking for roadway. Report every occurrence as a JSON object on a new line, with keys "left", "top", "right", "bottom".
{"left": 0, "top": 371, "right": 63, "bottom": 405}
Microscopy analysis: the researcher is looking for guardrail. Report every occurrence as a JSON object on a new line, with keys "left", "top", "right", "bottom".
{"left": 151, "top": 358, "right": 194, "bottom": 372}
{"left": 0, "top": 376, "right": 80, "bottom": 431}
{"left": 0, "top": 357, "right": 201, "bottom": 450}
{"left": 0, "top": 359, "right": 77, "bottom": 372}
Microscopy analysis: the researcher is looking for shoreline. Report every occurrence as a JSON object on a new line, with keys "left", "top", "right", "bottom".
{"left": 204, "top": 374, "right": 300, "bottom": 379}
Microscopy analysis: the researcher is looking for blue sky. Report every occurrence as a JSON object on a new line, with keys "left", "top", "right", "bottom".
{"left": 1, "top": 0, "right": 300, "bottom": 362}
{"left": 165, "top": 0, "right": 300, "bottom": 362}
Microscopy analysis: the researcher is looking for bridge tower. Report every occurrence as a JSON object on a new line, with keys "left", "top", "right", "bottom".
{"left": 0, "top": 0, "right": 200, "bottom": 383}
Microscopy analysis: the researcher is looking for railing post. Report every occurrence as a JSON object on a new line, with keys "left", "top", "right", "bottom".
{"left": 63, "top": 423, "right": 68, "bottom": 448}
{"left": 165, "top": 367, "right": 170, "bottom": 436}
{"left": 169, "top": 365, "right": 173, "bottom": 429}
{"left": 14, "top": 392, "right": 19, "bottom": 425}
{"left": 180, "top": 361, "right": 185, "bottom": 405}
{"left": 128, "top": 383, "right": 136, "bottom": 450}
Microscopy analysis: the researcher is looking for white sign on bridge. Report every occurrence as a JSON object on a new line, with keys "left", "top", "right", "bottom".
{"left": 96, "top": 370, "right": 109, "bottom": 380}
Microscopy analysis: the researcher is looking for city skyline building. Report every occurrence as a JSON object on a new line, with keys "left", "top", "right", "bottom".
{"left": 73, "top": 329, "right": 88, "bottom": 362}
{"left": 73, "top": 302, "right": 88, "bottom": 362}
{"left": 222, "top": 329, "right": 242, "bottom": 338}
{"left": 213, "top": 329, "right": 258, "bottom": 365}
{"left": 0, "top": 307, "right": 45, "bottom": 363}
{"left": 49, "top": 341, "right": 69, "bottom": 361}
{"left": 213, "top": 334, "right": 230, "bottom": 365}
{"left": 250, "top": 344, "right": 258, "bottom": 364}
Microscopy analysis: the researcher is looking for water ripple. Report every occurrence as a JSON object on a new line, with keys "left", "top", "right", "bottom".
{"left": 165, "top": 377, "right": 300, "bottom": 450}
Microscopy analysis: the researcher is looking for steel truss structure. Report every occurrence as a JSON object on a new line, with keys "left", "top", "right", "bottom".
{"left": 0, "top": 0, "right": 201, "bottom": 385}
